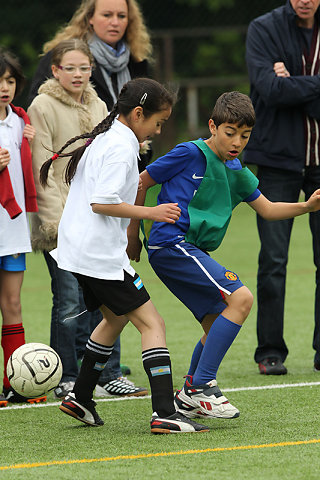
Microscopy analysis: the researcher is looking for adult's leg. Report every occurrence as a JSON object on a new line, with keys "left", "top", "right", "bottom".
{"left": 304, "top": 166, "right": 320, "bottom": 367}
{"left": 255, "top": 166, "right": 302, "bottom": 364}
{"left": 43, "top": 251, "right": 80, "bottom": 382}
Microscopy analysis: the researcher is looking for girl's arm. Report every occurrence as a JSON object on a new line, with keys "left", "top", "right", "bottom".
{"left": 0, "top": 148, "right": 10, "bottom": 172}
{"left": 248, "top": 190, "right": 320, "bottom": 220}
{"left": 23, "top": 124, "right": 36, "bottom": 145}
{"left": 91, "top": 201, "right": 180, "bottom": 223}
{"left": 126, "top": 169, "right": 158, "bottom": 261}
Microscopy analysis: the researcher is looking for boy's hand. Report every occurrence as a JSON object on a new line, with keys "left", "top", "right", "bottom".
{"left": 306, "top": 189, "right": 320, "bottom": 212}
{"left": 151, "top": 203, "right": 181, "bottom": 223}
{"left": 23, "top": 124, "right": 36, "bottom": 144}
{"left": 274, "top": 62, "right": 290, "bottom": 77}
{"left": 0, "top": 147, "right": 10, "bottom": 172}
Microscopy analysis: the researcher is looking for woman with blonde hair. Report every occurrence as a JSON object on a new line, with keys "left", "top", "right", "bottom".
{"left": 29, "top": 0, "right": 152, "bottom": 110}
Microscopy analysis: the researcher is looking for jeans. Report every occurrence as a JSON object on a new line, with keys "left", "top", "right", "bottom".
{"left": 43, "top": 252, "right": 122, "bottom": 382}
{"left": 254, "top": 166, "right": 320, "bottom": 365}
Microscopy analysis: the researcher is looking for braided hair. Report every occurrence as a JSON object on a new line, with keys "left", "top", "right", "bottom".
{"left": 40, "top": 78, "right": 176, "bottom": 187}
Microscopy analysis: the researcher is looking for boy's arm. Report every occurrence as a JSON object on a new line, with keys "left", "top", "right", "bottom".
{"left": 248, "top": 190, "right": 320, "bottom": 220}
{"left": 127, "top": 169, "right": 158, "bottom": 262}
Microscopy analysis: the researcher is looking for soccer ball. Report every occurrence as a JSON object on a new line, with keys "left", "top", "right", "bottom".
{"left": 7, "top": 343, "right": 63, "bottom": 398}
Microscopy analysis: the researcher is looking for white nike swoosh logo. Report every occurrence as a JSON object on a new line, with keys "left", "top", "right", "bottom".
{"left": 192, "top": 174, "right": 203, "bottom": 179}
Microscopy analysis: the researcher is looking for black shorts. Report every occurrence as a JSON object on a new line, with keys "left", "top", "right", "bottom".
{"left": 73, "top": 271, "right": 150, "bottom": 316}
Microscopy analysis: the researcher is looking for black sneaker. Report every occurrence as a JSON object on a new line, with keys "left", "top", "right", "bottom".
{"left": 2, "top": 387, "right": 47, "bottom": 404}
{"left": 314, "top": 361, "right": 320, "bottom": 372}
{"left": 258, "top": 358, "right": 287, "bottom": 375}
{"left": 150, "top": 411, "right": 210, "bottom": 434}
{"left": 95, "top": 377, "right": 148, "bottom": 397}
{"left": 60, "top": 392, "right": 104, "bottom": 426}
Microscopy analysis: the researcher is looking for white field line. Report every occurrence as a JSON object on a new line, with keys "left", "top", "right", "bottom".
{"left": 1, "top": 380, "right": 320, "bottom": 412}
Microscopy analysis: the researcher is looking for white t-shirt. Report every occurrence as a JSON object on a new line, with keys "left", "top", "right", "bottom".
{"left": 0, "top": 106, "right": 32, "bottom": 256}
{"left": 54, "top": 119, "right": 140, "bottom": 280}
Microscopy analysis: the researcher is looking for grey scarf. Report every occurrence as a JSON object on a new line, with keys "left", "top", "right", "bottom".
{"left": 88, "top": 34, "right": 131, "bottom": 105}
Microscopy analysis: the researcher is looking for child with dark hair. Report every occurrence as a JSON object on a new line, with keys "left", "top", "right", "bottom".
{"left": 127, "top": 90, "right": 320, "bottom": 421}
{"left": 0, "top": 48, "right": 38, "bottom": 406}
{"left": 40, "top": 77, "right": 210, "bottom": 433}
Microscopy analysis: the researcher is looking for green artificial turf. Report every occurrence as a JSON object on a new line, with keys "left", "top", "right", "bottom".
{"left": 1, "top": 202, "right": 320, "bottom": 479}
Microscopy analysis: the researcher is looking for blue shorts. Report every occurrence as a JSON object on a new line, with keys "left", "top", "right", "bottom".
{"left": 148, "top": 242, "right": 243, "bottom": 322}
{"left": 0, "top": 253, "right": 26, "bottom": 272}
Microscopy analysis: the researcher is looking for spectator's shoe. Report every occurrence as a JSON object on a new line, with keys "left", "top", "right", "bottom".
{"left": 150, "top": 411, "right": 210, "bottom": 434}
{"left": 314, "top": 361, "right": 320, "bottom": 372}
{"left": 2, "top": 387, "right": 47, "bottom": 404}
{"left": 95, "top": 377, "right": 148, "bottom": 397}
{"left": 59, "top": 392, "right": 104, "bottom": 426}
{"left": 54, "top": 381, "right": 75, "bottom": 399}
{"left": 0, "top": 393, "right": 8, "bottom": 408}
{"left": 120, "top": 364, "right": 131, "bottom": 375}
{"left": 174, "top": 375, "right": 240, "bottom": 419}
{"left": 258, "top": 358, "right": 287, "bottom": 375}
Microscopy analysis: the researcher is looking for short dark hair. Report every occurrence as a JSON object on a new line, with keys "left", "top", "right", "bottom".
{"left": 210, "top": 91, "right": 255, "bottom": 128}
{"left": 0, "top": 48, "right": 25, "bottom": 97}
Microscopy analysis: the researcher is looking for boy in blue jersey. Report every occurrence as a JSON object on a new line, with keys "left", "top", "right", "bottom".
{"left": 127, "top": 91, "right": 320, "bottom": 420}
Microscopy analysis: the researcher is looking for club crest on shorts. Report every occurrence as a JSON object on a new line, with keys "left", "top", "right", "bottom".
{"left": 225, "top": 271, "right": 238, "bottom": 281}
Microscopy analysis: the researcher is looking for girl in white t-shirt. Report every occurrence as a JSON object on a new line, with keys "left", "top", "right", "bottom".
{"left": 40, "top": 77, "right": 209, "bottom": 434}
{"left": 0, "top": 49, "right": 37, "bottom": 406}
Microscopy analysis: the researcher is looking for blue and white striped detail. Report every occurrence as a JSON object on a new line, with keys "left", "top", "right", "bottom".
{"left": 94, "top": 362, "right": 107, "bottom": 372}
{"left": 134, "top": 276, "right": 143, "bottom": 290}
{"left": 150, "top": 365, "right": 171, "bottom": 377}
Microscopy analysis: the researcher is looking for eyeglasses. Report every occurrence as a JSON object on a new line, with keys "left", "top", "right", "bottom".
{"left": 58, "top": 65, "right": 92, "bottom": 73}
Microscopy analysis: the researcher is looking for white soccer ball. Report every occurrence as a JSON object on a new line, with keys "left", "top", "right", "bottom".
{"left": 7, "top": 343, "right": 63, "bottom": 398}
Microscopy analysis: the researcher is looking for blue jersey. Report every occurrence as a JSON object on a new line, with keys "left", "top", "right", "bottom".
{"left": 146, "top": 141, "right": 260, "bottom": 249}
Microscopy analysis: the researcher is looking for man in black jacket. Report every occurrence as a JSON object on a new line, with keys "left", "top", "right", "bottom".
{"left": 244, "top": 0, "right": 320, "bottom": 374}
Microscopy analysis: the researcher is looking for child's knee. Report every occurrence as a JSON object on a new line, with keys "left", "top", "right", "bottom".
{"left": 228, "top": 286, "right": 253, "bottom": 321}
{"left": 239, "top": 288, "right": 253, "bottom": 318}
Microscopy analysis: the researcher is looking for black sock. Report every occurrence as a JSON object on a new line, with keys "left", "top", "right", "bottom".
{"left": 142, "top": 347, "right": 175, "bottom": 417}
{"left": 73, "top": 338, "right": 113, "bottom": 404}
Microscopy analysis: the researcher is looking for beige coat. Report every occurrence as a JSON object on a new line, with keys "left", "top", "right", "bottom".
{"left": 28, "top": 79, "right": 108, "bottom": 251}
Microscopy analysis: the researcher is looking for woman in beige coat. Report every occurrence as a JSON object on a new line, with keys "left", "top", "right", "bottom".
{"left": 28, "top": 39, "right": 108, "bottom": 398}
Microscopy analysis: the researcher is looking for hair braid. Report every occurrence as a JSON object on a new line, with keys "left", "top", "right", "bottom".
{"left": 40, "top": 103, "right": 119, "bottom": 187}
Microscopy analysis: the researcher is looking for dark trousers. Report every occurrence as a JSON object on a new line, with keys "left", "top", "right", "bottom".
{"left": 254, "top": 165, "right": 320, "bottom": 364}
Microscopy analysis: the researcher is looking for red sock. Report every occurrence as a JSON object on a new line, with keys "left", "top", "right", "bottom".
{"left": 1, "top": 323, "right": 25, "bottom": 389}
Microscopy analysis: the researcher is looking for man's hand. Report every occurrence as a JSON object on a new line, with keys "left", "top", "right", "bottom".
{"left": 274, "top": 62, "right": 290, "bottom": 77}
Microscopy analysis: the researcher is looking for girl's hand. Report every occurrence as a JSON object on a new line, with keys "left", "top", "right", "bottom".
{"left": 23, "top": 124, "right": 36, "bottom": 144}
{"left": 151, "top": 203, "right": 181, "bottom": 223}
{"left": 127, "top": 234, "right": 143, "bottom": 262}
{"left": 138, "top": 176, "right": 143, "bottom": 191}
{"left": 0, "top": 147, "right": 10, "bottom": 172}
{"left": 274, "top": 62, "right": 290, "bottom": 77}
{"left": 306, "top": 189, "right": 320, "bottom": 212}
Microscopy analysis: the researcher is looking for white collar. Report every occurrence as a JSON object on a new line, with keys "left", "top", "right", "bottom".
{"left": 0, "top": 105, "right": 14, "bottom": 128}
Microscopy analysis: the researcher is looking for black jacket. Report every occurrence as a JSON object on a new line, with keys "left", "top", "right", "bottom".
{"left": 28, "top": 50, "right": 149, "bottom": 111}
{"left": 244, "top": 0, "right": 320, "bottom": 172}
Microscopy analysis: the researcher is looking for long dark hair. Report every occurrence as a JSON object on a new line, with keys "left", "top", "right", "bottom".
{"left": 40, "top": 78, "right": 176, "bottom": 187}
